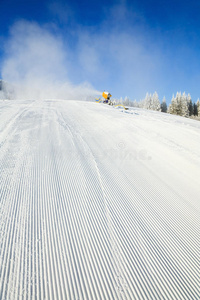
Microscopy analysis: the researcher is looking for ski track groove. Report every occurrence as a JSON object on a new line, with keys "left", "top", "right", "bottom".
{"left": 100, "top": 165, "right": 198, "bottom": 299}
{"left": 0, "top": 100, "right": 199, "bottom": 299}
{"left": 58, "top": 111, "right": 128, "bottom": 299}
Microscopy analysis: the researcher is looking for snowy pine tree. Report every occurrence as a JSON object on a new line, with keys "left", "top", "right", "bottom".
{"left": 197, "top": 99, "right": 200, "bottom": 116}
{"left": 161, "top": 97, "right": 167, "bottom": 113}
{"left": 123, "top": 96, "right": 130, "bottom": 106}
{"left": 133, "top": 100, "right": 139, "bottom": 107}
{"left": 143, "top": 93, "right": 152, "bottom": 110}
{"left": 138, "top": 99, "right": 144, "bottom": 108}
{"left": 142, "top": 92, "right": 160, "bottom": 111}
{"left": 152, "top": 92, "right": 161, "bottom": 111}
{"left": 168, "top": 94, "right": 177, "bottom": 114}
{"left": 176, "top": 92, "right": 182, "bottom": 115}
{"left": 193, "top": 102, "right": 198, "bottom": 116}
{"left": 181, "top": 92, "right": 189, "bottom": 117}
{"left": 168, "top": 92, "right": 189, "bottom": 117}
{"left": 187, "top": 93, "right": 193, "bottom": 116}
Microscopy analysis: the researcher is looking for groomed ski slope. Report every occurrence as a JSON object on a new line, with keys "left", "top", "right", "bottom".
{"left": 0, "top": 99, "right": 199, "bottom": 300}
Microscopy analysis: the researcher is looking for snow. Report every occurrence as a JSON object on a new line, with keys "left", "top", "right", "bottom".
{"left": 0, "top": 99, "right": 199, "bottom": 299}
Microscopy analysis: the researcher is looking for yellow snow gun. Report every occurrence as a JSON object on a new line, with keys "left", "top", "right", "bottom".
{"left": 102, "top": 91, "right": 112, "bottom": 105}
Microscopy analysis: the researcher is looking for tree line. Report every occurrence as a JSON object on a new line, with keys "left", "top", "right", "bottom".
{"left": 113, "top": 92, "right": 200, "bottom": 118}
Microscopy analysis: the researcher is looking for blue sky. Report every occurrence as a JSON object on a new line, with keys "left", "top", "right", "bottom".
{"left": 1, "top": 0, "right": 200, "bottom": 103}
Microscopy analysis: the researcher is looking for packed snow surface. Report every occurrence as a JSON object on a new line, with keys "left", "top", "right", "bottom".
{"left": 0, "top": 99, "right": 199, "bottom": 299}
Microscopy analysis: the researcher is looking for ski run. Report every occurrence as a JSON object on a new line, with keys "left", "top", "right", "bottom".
{"left": 0, "top": 99, "right": 199, "bottom": 300}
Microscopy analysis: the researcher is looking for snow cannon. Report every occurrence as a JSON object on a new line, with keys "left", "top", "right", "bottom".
{"left": 102, "top": 91, "right": 112, "bottom": 101}
{"left": 102, "top": 91, "right": 112, "bottom": 105}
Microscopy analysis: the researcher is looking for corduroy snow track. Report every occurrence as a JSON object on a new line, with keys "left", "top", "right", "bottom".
{"left": 0, "top": 99, "right": 199, "bottom": 299}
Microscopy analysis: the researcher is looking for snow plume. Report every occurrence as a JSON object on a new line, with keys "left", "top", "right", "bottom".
{"left": 2, "top": 20, "right": 100, "bottom": 100}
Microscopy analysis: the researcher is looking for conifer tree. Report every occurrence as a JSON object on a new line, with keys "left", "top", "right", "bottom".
{"left": 187, "top": 94, "right": 193, "bottom": 116}
{"left": 181, "top": 92, "right": 189, "bottom": 117}
{"left": 193, "top": 103, "right": 198, "bottom": 116}
{"left": 144, "top": 93, "right": 152, "bottom": 110}
{"left": 197, "top": 99, "right": 200, "bottom": 116}
{"left": 168, "top": 92, "right": 189, "bottom": 117}
{"left": 168, "top": 94, "right": 177, "bottom": 114}
{"left": 161, "top": 97, "right": 167, "bottom": 113}
{"left": 133, "top": 100, "right": 139, "bottom": 107}
{"left": 176, "top": 92, "right": 182, "bottom": 115}
{"left": 123, "top": 96, "right": 130, "bottom": 106}
{"left": 152, "top": 92, "right": 161, "bottom": 111}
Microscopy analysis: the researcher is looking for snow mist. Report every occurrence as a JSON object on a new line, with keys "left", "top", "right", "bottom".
{"left": 1, "top": 20, "right": 100, "bottom": 100}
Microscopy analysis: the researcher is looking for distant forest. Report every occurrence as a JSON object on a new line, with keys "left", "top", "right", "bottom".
{"left": 114, "top": 92, "right": 200, "bottom": 119}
